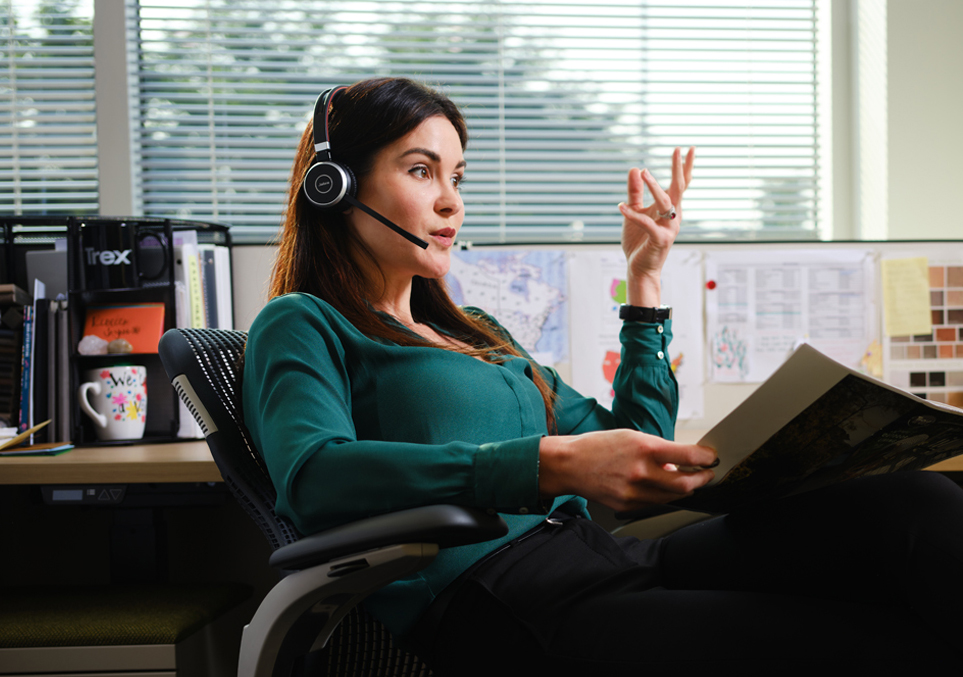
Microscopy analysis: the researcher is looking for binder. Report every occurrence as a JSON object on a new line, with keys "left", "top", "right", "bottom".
{"left": 199, "top": 245, "right": 219, "bottom": 328}
{"left": 46, "top": 300, "right": 56, "bottom": 443}
{"left": 214, "top": 245, "right": 233, "bottom": 330}
{"left": 56, "top": 300, "right": 70, "bottom": 442}
{"left": 32, "top": 299, "right": 49, "bottom": 444}
{"left": 172, "top": 231, "right": 206, "bottom": 439}
{"left": 18, "top": 305, "right": 33, "bottom": 434}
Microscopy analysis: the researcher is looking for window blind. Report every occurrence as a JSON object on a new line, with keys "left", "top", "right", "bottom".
{"left": 0, "top": 0, "right": 98, "bottom": 215}
{"left": 132, "top": 0, "right": 819, "bottom": 243}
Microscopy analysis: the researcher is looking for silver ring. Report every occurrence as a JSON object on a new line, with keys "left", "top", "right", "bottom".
{"left": 657, "top": 206, "right": 677, "bottom": 220}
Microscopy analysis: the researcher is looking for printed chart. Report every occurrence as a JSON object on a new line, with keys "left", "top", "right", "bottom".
{"left": 705, "top": 249, "right": 876, "bottom": 383}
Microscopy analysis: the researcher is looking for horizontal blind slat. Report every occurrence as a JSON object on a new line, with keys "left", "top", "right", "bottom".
{"left": 132, "top": 0, "right": 818, "bottom": 235}
{"left": 1, "top": 1, "right": 99, "bottom": 216}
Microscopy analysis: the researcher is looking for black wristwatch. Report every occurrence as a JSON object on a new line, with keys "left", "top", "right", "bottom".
{"left": 618, "top": 304, "right": 672, "bottom": 322}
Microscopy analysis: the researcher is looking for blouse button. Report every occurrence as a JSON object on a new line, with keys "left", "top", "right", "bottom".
{"left": 657, "top": 351, "right": 665, "bottom": 360}
{"left": 657, "top": 325, "right": 664, "bottom": 334}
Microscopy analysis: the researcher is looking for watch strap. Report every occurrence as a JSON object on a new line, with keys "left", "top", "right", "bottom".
{"left": 618, "top": 304, "right": 672, "bottom": 322}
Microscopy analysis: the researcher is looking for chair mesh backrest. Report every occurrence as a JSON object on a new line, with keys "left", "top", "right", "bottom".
{"left": 159, "top": 328, "right": 433, "bottom": 676}
{"left": 159, "top": 328, "right": 300, "bottom": 550}
{"left": 321, "top": 611, "right": 432, "bottom": 677}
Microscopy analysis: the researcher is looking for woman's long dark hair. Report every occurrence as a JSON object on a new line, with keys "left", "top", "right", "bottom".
{"left": 271, "top": 77, "right": 557, "bottom": 430}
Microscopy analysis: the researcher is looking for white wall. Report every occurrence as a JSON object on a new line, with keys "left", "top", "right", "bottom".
{"left": 887, "top": 0, "right": 963, "bottom": 239}
{"left": 232, "top": 246, "right": 275, "bottom": 332}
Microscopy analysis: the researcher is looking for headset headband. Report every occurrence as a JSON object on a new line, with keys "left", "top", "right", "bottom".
{"left": 311, "top": 86, "right": 347, "bottom": 162}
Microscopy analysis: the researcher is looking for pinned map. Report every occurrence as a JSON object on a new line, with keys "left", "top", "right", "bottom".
{"left": 447, "top": 250, "right": 568, "bottom": 366}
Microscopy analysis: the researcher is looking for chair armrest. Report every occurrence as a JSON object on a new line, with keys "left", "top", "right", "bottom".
{"left": 241, "top": 543, "right": 439, "bottom": 677}
{"left": 269, "top": 505, "right": 508, "bottom": 571}
{"left": 242, "top": 507, "right": 507, "bottom": 676}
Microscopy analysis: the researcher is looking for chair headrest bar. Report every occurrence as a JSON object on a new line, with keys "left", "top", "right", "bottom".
{"left": 172, "top": 373, "right": 218, "bottom": 437}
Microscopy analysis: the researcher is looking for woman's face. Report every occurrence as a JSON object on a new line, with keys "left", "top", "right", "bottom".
{"left": 346, "top": 114, "right": 465, "bottom": 287}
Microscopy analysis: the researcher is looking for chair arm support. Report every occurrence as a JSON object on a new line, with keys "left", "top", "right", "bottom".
{"left": 269, "top": 505, "right": 508, "bottom": 571}
{"left": 240, "top": 543, "right": 439, "bottom": 677}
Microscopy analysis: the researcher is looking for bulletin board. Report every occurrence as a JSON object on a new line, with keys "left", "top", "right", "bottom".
{"left": 444, "top": 240, "right": 963, "bottom": 430}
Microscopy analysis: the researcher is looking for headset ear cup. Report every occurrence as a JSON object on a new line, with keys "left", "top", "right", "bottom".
{"left": 302, "top": 162, "right": 327, "bottom": 207}
{"left": 303, "top": 161, "right": 353, "bottom": 210}
{"left": 338, "top": 164, "right": 357, "bottom": 211}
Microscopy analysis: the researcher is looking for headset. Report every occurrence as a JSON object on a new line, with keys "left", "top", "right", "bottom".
{"left": 302, "top": 86, "right": 429, "bottom": 249}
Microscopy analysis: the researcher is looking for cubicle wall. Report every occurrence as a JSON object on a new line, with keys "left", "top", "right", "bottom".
{"left": 231, "top": 240, "right": 963, "bottom": 435}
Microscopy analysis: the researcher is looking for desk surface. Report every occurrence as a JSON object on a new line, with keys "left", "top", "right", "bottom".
{"left": 0, "top": 441, "right": 222, "bottom": 485}
{"left": 1, "top": 438, "right": 961, "bottom": 486}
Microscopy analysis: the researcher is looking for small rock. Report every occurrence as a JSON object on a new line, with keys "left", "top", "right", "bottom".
{"left": 78, "top": 335, "right": 109, "bottom": 355}
{"left": 107, "top": 338, "right": 134, "bottom": 354}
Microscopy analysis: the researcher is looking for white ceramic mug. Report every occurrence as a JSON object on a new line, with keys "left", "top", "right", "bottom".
{"left": 77, "top": 365, "right": 148, "bottom": 441}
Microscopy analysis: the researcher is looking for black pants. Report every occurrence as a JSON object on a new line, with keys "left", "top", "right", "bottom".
{"left": 419, "top": 472, "right": 963, "bottom": 675}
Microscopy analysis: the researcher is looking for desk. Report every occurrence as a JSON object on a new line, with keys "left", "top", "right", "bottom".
{"left": 2, "top": 438, "right": 962, "bottom": 486}
{"left": 0, "top": 439, "right": 275, "bottom": 645}
{"left": 0, "top": 441, "right": 222, "bottom": 485}
{"left": 0, "top": 441, "right": 252, "bottom": 676}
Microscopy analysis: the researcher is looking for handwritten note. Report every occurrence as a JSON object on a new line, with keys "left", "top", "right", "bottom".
{"left": 881, "top": 257, "right": 932, "bottom": 337}
{"left": 82, "top": 303, "right": 166, "bottom": 352}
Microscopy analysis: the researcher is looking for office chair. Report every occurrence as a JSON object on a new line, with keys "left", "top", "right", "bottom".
{"left": 158, "top": 328, "right": 508, "bottom": 677}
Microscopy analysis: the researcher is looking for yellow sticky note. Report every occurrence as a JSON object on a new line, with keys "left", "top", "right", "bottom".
{"left": 881, "top": 257, "right": 932, "bottom": 337}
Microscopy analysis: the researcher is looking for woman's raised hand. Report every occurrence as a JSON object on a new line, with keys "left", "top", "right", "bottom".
{"left": 538, "top": 429, "right": 716, "bottom": 513}
{"left": 619, "top": 147, "right": 694, "bottom": 307}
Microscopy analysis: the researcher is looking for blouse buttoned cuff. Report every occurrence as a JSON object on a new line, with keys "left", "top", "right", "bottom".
{"left": 619, "top": 318, "right": 673, "bottom": 364}
{"left": 473, "top": 434, "right": 544, "bottom": 514}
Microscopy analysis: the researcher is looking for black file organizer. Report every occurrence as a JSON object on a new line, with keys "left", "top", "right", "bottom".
{"left": 0, "top": 215, "right": 232, "bottom": 446}
{"left": 66, "top": 217, "right": 232, "bottom": 446}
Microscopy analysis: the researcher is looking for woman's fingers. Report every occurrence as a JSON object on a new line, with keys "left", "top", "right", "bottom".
{"left": 648, "top": 443, "right": 716, "bottom": 491}
{"left": 649, "top": 440, "right": 717, "bottom": 469}
{"left": 669, "top": 147, "right": 684, "bottom": 200}
{"left": 539, "top": 430, "right": 715, "bottom": 514}
{"left": 618, "top": 435, "right": 716, "bottom": 505}
{"left": 669, "top": 147, "right": 695, "bottom": 204}
{"left": 619, "top": 200, "right": 658, "bottom": 235}
{"left": 624, "top": 148, "right": 695, "bottom": 224}
{"left": 618, "top": 460, "right": 715, "bottom": 508}
{"left": 626, "top": 166, "right": 646, "bottom": 209}
{"left": 684, "top": 147, "right": 695, "bottom": 188}
{"left": 628, "top": 147, "right": 695, "bottom": 217}
{"left": 640, "top": 168, "right": 674, "bottom": 219}
{"left": 627, "top": 440, "right": 716, "bottom": 501}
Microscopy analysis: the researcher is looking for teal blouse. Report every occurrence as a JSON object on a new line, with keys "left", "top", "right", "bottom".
{"left": 242, "top": 292, "right": 678, "bottom": 637}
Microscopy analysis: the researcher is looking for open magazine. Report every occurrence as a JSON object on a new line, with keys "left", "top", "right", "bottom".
{"left": 674, "top": 343, "right": 963, "bottom": 514}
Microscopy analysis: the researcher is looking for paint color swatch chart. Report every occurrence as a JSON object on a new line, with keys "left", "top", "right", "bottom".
{"left": 887, "top": 262, "right": 963, "bottom": 407}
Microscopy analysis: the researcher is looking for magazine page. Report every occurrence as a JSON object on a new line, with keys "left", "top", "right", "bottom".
{"left": 696, "top": 344, "right": 853, "bottom": 485}
{"left": 677, "top": 344, "right": 963, "bottom": 513}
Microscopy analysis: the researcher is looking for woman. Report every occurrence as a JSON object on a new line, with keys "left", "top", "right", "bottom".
{"left": 244, "top": 77, "right": 963, "bottom": 674}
